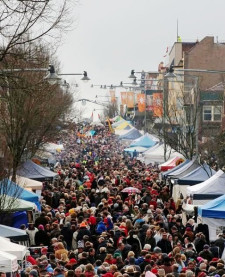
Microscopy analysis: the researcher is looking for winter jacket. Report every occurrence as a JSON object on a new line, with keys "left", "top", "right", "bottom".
{"left": 96, "top": 221, "right": 107, "bottom": 234}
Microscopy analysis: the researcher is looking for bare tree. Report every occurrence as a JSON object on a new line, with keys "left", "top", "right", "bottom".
{"left": 0, "top": 0, "right": 73, "bottom": 61}
{"left": 0, "top": 43, "right": 73, "bottom": 181}
{"left": 103, "top": 102, "right": 119, "bottom": 120}
{"left": 153, "top": 74, "right": 200, "bottom": 160}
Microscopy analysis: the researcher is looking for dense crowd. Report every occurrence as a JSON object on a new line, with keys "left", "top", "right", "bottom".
{"left": 22, "top": 124, "right": 225, "bottom": 277}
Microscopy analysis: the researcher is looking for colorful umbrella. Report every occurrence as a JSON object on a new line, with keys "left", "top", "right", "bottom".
{"left": 121, "top": 187, "right": 141, "bottom": 194}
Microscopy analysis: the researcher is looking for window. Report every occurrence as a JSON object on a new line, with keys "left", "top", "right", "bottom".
{"left": 203, "top": 105, "right": 223, "bottom": 122}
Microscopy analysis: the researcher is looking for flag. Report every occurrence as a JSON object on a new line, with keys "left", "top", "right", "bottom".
{"left": 137, "top": 93, "right": 146, "bottom": 112}
{"left": 127, "top": 91, "right": 134, "bottom": 108}
{"left": 153, "top": 93, "right": 163, "bottom": 117}
{"left": 121, "top": 91, "right": 127, "bottom": 105}
{"left": 107, "top": 117, "right": 114, "bottom": 133}
{"left": 110, "top": 90, "right": 116, "bottom": 103}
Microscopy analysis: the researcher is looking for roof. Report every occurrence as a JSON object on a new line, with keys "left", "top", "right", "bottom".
{"left": 205, "top": 82, "right": 225, "bottom": 92}
{"left": 166, "top": 158, "right": 200, "bottom": 179}
{"left": 0, "top": 225, "right": 28, "bottom": 241}
{"left": 119, "top": 128, "right": 142, "bottom": 140}
{"left": 17, "top": 160, "right": 57, "bottom": 181}
{"left": 177, "top": 163, "right": 216, "bottom": 185}
{"left": 130, "top": 133, "right": 159, "bottom": 148}
{"left": 159, "top": 157, "right": 185, "bottom": 172}
{"left": 187, "top": 170, "right": 225, "bottom": 198}
{"left": 0, "top": 179, "right": 40, "bottom": 210}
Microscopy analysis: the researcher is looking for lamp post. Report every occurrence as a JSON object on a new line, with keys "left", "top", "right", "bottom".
{"left": 129, "top": 70, "right": 160, "bottom": 133}
{"left": 44, "top": 65, "right": 90, "bottom": 85}
{"left": 0, "top": 64, "right": 90, "bottom": 85}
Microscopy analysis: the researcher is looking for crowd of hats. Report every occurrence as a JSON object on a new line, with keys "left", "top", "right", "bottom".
{"left": 23, "top": 124, "right": 225, "bottom": 277}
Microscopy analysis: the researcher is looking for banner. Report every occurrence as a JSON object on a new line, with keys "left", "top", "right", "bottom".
{"left": 127, "top": 92, "right": 135, "bottom": 108}
{"left": 146, "top": 95, "right": 153, "bottom": 111}
{"left": 110, "top": 90, "right": 116, "bottom": 103}
{"left": 153, "top": 93, "right": 163, "bottom": 117}
{"left": 120, "top": 91, "right": 127, "bottom": 105}
{"left": 137, "top": 93, "right": 146, "bottom": 112}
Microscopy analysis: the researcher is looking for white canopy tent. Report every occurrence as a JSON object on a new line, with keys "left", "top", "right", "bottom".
{"left": 0, "top": 237, "right": 27, "bottom": 260}
{"left": 186, "top": 170, "right": 225, "bottom": 205}
{"left": 142, "top": 143, "right": 184, "bottom": 165}
{"left": 0, "top": 251, "right": 18, "bottom": 273}
{"left": 15, "top": 175, "right": 43, "bottom": 191}
{"left": 1, "top": 195, "right": 36, "bottom": 212}
{"left": 43, "top": 143, "right": 64, "bottom": 153}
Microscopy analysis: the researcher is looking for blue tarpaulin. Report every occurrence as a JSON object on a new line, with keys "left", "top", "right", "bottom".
{"left": 0, "top": 179, "right": 40, "bottom": 210}
{"left": 119, "top": 128, "right": 142, "bottom": 140}
{"left": 17, "top": 160, "right": 57, "bottom": 181}
{"left": 130, "top": 134, "right": 157, "bottom": 148}
{"left": 198, "top": 194, "right": 225, "bottom": 219}
{"left": 177, "top": 163, "right": 216, "bottom": 185}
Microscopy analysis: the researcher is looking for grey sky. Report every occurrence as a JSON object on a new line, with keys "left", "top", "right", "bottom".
{"left": 57, "top": 0, "right": 225, "bottom": 119}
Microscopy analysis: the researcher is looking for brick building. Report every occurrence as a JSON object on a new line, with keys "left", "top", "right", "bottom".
{"left": 168, "top": 36, "right": 225, "bottom": 141}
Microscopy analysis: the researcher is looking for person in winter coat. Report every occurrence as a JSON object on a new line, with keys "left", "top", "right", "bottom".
{"left": 96, "top": 219, "right": 107, "bottom": 235}
{"left": 61, "top": 222, "right": 73, "bottom": 250}
{"left": 126, "top": 230, "right": 142, "bottom": 257}
{"left": 55, "top": 242, "right": 68, "bottom": 260}
{"left": 144, "top": 229, "right": 156, "bottom": 250}
{"left": 76, "top": 222, "right": 91, "bottom": 242}
{"left": 199, "top": 244, "right": 214, "bottom": 261}
{"left": 26, "top": 223, "right": 38, "bottom": 246}
{"left": 35, "top": 225, "right": 50, "bottom": 246}
{"left": 157, "top": 233, "right": 172, "bottom": 254}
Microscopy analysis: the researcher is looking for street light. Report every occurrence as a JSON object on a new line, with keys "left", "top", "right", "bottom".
{"left": 44, "top": 65, "right": 90, "bottom": 85}
{"left": 120, "top": 78, "right": 138, "bottom": 87}
{"left": 129, "top": 70, "right": 137, "bottom": 79}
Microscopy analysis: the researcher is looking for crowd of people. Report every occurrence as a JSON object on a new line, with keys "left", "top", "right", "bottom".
{"left": 21, "top": 123, "right": 225, "bottom": 277}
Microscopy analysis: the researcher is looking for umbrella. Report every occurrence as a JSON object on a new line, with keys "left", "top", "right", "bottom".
{"left": 121, "top": 187, "right": 140, "bottom": 194}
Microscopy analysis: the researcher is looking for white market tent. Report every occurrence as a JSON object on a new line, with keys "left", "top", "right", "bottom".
{"left": 0, "top": 251, "right": 18, "bottom": 273}
{"left": 1, "top": 195, "right": 36, "bottom": 212}
{"left": 142, "top": 143, "right": 184, "bottom": 165}
{"left": 15, "top": 175, "right": 43, "bottom": 191}
{"left": 0, "top": 225, "right": 28, "bottom": 243}
{"left": 0, "top": 237, "right": 27, "bottom": 260}
{"left": 124, "top": 146, "right": 148, "bottom": 153}
{"left": 198, "top": 194, "right": 225, "bottom": 241}
{"left": 187, "top": 170, "right": 225, "bottom": 205}
{"left": 44, "top": 143, "right": 64, "bottom": 153}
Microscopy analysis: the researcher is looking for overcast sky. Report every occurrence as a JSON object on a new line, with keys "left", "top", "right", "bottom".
{"left": 57, "top": 0, "right": 225, "bottom": 120}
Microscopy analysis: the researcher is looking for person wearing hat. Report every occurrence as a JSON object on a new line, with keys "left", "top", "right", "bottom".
{"left": 26, "top": 223, "right": 38, "bottom": 246}
{"left": 29, "top": 269, "right": 39, "bottom": 277}
{"left": 76, "top": 222, "right": 91, "bottom": 242}
{"left": 198, "top": 244, "right": 213, "bottom": 261}
{"left": 34, "top": 224, "right": 50, "bottom": 246}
